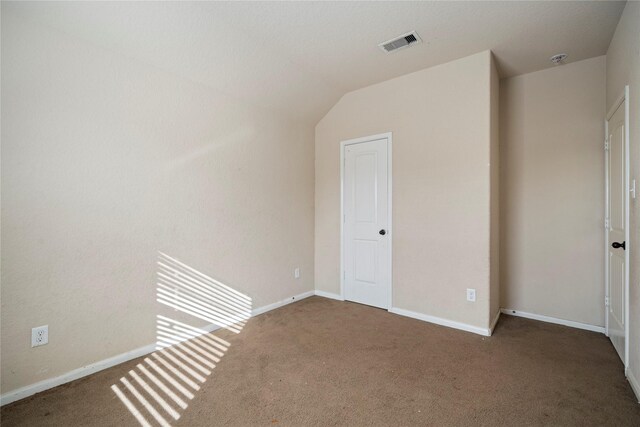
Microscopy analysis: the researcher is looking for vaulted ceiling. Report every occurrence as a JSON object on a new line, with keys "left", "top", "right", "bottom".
{"left": 4, "top": 1, "right": 625, "bottom": 123}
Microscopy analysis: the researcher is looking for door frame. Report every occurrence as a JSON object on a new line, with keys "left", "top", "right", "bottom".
{"left": 340, "top": 132, "right": 393, "bottom": 309}
{"left": 604, "top": 85, "right": 630, "bottom": 372}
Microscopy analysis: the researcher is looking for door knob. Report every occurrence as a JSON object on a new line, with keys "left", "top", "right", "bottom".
{"left": 379, "top": 229, "right": 386, "bottom": 235}
{"left": 612, "top": 241, "right": 626, "bottom": 250}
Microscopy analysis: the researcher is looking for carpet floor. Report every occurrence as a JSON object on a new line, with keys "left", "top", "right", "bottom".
{"left": 2, "top": 296, "right": 640, "bottom": 426}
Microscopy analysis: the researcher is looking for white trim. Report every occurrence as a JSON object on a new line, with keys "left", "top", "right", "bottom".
{"left": 340, "top": 141, "right": 344, "bottom": 301}
{"left": 489, "top": 311, "right": 501, "bottom": 335}
{"left": 624, "top": 85, "right": 630, "bottom": 372}
{"left": 627, "top": 369, "right": 640, "bottom": 403}
{"left": 340, "top": 132, "right": 393, "bottom": 308}
{"left": 389, "top": 307, "right": 491, "bottom": 337}
{"left": 0, "top": 343, "right": 157, "bottom": 407}
{"left": 387, "top": 136, "right": 393, "bottom": 310}
{"left": 314, "top": 290, "right": 344, "bottom": 301}
{"left": 500, "top": 309, "right": 605, "bottom": 334}
{"left": 0, "top": 290, "right": 315, "bottom": 406}
{"left": 604, "top": 116, "right": 610, "bottom": 337}
{"left": 250, "top": 290, "right": 315, "bottom": 317}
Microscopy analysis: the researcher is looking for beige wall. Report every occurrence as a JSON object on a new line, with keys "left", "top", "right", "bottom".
{"left": 490, "top": 54, "right": 500, "bottom": 323}
{"left": 1, "top": 11, "right": 315, "bottom": 394}
{"left": 605, "top": 0, "right": 640, "bottom": 391}
{"left": 315, "top": 51, "right": 495, "bottom": 330}
{"left": 500, "top": 56, "right": 606, "bottom": 326}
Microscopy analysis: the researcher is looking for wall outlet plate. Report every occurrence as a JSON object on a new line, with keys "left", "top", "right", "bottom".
{"left": 294, "top": 267, "right": 300, "bottom": 279}
{"left": 466, "top": 289, "right": 476, "bottom": 302}
{"left": 32, "top": 325, "right": 48, "bottom": 347}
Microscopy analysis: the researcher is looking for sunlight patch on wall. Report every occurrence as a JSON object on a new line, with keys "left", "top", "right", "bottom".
{"left": 156, "top": 252, "right": 252, "bottom": 333}
{"left": 111, "top": 252, "right": 252, "bottom": 426}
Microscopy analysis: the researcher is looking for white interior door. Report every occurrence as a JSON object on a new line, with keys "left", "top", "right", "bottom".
{"left": 605, "top": 93, "right": 628, "bottom": 367}
{"left": 342, "top": 134, "right": 391, "bottom": 309}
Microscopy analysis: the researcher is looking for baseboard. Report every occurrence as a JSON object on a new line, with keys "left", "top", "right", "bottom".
{"left": 389, "top": 307, "right": 491, "bottom": 337}
{"left": 0, "top": 342, "right": 156, "bottom": 407}
{"left": 0, "top": 289, "right": 316, "bottom": 406}
{"left": 314, "top": 290, "right": 344, "bottom": 301}
{"left": 627, "top": 368, "right": 640, "bottom": 403}
{"left": 489, "top": 310, "right": 501, "bottom": 335}
{"left": 251, "top": 290, "right": 315, "bottom": 317}
{"left": 500, "top": 308, "right": 605, "bottom": 334}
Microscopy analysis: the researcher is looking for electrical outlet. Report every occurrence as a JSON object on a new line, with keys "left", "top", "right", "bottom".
{"left": 466, "top": 289, "right": 476, "bottom": 302}
{"left": 294, "top": 267, "right": 300, "bottom": 279}
{"left": 31, "top": 325, "right": 48, "bottom": 347}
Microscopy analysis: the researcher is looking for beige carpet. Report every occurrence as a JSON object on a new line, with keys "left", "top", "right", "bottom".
{"left": 2, "top": 296, "right": 640, "bottom": 426}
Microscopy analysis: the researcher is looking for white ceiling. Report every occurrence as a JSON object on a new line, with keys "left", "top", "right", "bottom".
{"left": 4, "top": 1, "right": 626, "bottom": 123}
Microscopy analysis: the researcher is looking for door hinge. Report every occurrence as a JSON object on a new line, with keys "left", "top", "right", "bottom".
{"left": 605, "top": 218, "right": 610, "bottom": 229}
{"left": 605, "top": 296, "right": 609, "bottom": 307}
{"left": 604, "top": 138, "right": 610, "bottom": 151}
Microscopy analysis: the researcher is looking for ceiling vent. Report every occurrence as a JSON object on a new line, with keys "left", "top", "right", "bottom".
{"left": 378, "top": 31, "right": 422, "bottom": 53}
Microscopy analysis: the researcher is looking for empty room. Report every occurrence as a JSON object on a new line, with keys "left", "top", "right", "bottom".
{"left": 1, "top": 1, "right": 640, "bottom": 425}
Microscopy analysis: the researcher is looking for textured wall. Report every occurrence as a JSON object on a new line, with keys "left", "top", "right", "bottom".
{"left": 315, "top": 51, "right": 495, "bottom": 330}
{"left": 500, "top": 56, "right": 606, "bottom": 326}
{"left": 1, "top": 10, "right": 315, "bottom": 393}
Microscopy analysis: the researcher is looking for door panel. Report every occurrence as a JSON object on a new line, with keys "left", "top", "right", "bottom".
{"left": 606, "top": 101, "right": 626, "bottom": 363}
{"left": 355, "top": 153, "right": 377, "bottom": 223}
{"left": 354, "top": 240, "right": 377, "bottom": 283}
{"left": 609, "top": 252, "right": 624, "bottom": 328}
{"left": 343, "top": 137, "right": 390, "bottom": 309}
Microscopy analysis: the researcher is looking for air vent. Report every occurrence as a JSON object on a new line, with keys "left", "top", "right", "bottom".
{"left": 378, "top": 31, "right": 422, "bottom": 53}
